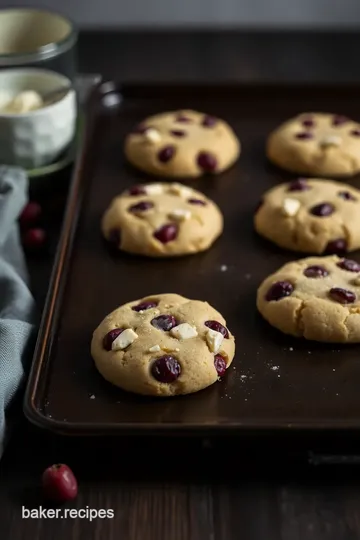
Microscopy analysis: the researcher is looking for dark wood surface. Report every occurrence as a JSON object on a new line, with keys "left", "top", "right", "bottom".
{"left": 3, "top": 30, "right": 360, "bottom": 540}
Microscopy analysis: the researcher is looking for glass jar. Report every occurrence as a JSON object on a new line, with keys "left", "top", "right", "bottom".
{"left": 0, "top": 8, "right": 77, "bottom": 81}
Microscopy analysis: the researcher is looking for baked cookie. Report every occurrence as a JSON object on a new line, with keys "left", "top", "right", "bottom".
{"left": 102, "top": 182, "right": 223, "bottom": 257}
{"left": 255, "top": 178, "right": 360, "bottom": 255}
{"left": 124, "top": 109, "right": 240, "bottom": 178}
{"left": 257, "top": 255, "right": 360, "bottom": 343}
{"left": 91, "top": 293, "right": 235, "bottom": 396}
{"left": 267, "top": 112, "right": 360, "bottom": 176}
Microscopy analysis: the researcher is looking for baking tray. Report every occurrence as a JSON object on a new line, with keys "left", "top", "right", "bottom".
{"left": 23, "top": 81, "right": 360, "bottom": 438}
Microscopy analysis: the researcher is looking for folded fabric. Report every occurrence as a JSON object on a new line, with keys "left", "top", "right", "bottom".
{"left": 0, "top": 166, "right": 36, "bottom": 458}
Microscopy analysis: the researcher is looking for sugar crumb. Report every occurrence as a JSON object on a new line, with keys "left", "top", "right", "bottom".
{"left": 245, "top": 273, "right": 252, "bottom": 280}
{"left": 289, "top": 347, "right": 294, "bottom": 351}
{"left": 333, "top": 368, "right": 336, "bottom": 372}
{"left": 277, "top": 374, "right": 281, "bottom": 378}
{"left": 89, "top": 394, "right": 96, "bottom": 400}
{"left": 240, "top": 375, "right": 247, "bottom": 379}
{"left": 271, "top": 366, "right": 279, "bottom": 371}
{"left": 220, "top": 265, "right": 228, "bottom": 272}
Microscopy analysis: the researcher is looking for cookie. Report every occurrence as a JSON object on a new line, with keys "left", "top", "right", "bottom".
{"left": 255, "top": 178, "right": 360, "bottom": 255}
{"left": 102, "top": 182, "right": 223, "bottom": 257}
{"left": 91, "top": 293, "right": 235, "bottom": 396}
{"left": 267, "top": 113, "right": 360, "bottom": 176}
{"left": 257, "top": 255, "right": 360, "bottom": 343}
{"left": 124, "top": 109, "right": 240, "bottom": 178}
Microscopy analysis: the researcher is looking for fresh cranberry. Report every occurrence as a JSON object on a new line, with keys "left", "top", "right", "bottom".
{"left": 42, "top": 464, "right": 78, "bottom": 502}
{"left": 132, "top": 300, "right": 158, "bottom": 312}
{"left": 337, "top": 191, "right": 357, "bottom": 201}
{"left": 22, "top": 228, "right": 46, "bottom": 252}
{"left": 151, "top": 355, "right": 181, "bottom": 382}
{"left": 310, "top": 203, "right": 334, "bottom": 217}
{"left": 325, "top": 239, "right": 348, "bottom": 255}
{"left": 287, "top": 179, "right": 310, "bottom": 192}
{"left": 337, "top": 259, "right": 360, "bottom": 272}
{"left": 301, "top": 116, "right": 315, "bottom": 128}
{"left": 205, "top": 320, "right": 229, "bottom": 339}
{"left": 265, "top": 281, "right": 294, "bottom": 301}
{"left": 329, "top": 287, "right": 356, "bottom": 304}
{"left": 214, "top": 354, "right": 227, "bottom": 377}
{"left": 295, "top": 132, "right": 314, "bottom": 140}
{"left": 175, "top": 114, "right": 192, "bottom": 123}
{"left": 197, "top": 151, "right": 218, "bottom": 172}
{"left": 332, "top": 115, "right": 349, "bottom": 126}
{"left": 128, "top": 185, "right": 146, "bottom": 196}
{"left": 350, "top": 129, "right": 360, "bottom": 137}
{"left": 128, "top": 201, "right": 154, "bottom": 213}
{"left": 19, "top": 201, "right": 42, "bottom": 228}
{"left": 151, "top": 314, "right": 178, "bottom": 331}
{"left": 187, "top": 198, "right": 207, "bottom": 206}
{"left": 202, "top": 115, "right": 217, "bottom": 127}
{"left": 153, "top": 223, "right": 178, "bottom": 243}
{"left": 103, "top": 328, "right": 124, "bottom": 351}
{"left": 170, "top": 130, "right": 186, "bottom": 137}
{"left": 108, "top": 229, "right": 121, "bottom": 246}
{"left": 304, "top": 265, "right": 329, "bottom": 278}
{"left": 158, "top": 145, "right": 176, "bottom": 163}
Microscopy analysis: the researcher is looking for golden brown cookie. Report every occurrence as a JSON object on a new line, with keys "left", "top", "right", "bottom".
{"left": 124, "top": 110, "right": 240, "bottom": 178}
{"left": 91, "top": 293, "right": 236, "bottom": 396}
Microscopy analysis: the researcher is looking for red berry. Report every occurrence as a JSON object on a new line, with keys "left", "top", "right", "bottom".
{"left": 42, "top": 464, "right": 78, "bottom": 502}
{"left": 19, "top": 202, "right": 42, "bottom": 228}
{"left": 22, "top": 228, "right": 46, "bottom": 251}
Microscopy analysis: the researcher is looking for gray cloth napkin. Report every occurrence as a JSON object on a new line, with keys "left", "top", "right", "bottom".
{"left": 0, "top": 166, "right": 36, "bottom": 458}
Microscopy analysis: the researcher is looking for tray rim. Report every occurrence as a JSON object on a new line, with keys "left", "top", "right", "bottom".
{"left": 23, "top": 79, "right": 360, "bottom": 436}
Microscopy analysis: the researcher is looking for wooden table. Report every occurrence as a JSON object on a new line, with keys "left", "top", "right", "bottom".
{"left": 2, "top": 31, "right": 360, "bottom": 540}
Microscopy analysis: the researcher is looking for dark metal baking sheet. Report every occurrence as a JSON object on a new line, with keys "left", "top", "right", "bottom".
{"left": 23, "top": 81, "right": 360, "bottom": 436}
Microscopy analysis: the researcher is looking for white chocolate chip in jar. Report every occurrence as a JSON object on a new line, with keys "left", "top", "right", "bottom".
{"left": 168, "top": 208, "right": 192, "bottom": 222}
{"left": 205, "top": 328, "right": 224, "bottom": 353}
{"left": 3, "top": 90, "right": 44, "bottom": 114}
{"left": 320, "top": 135, "right": 342, "bottom": 148}
{"left": 144, "top": 128, "right": 162, "bottom": 143}
{"left": 282, "top": 198, "right": 301, "bottom": 217}
{"left": 112, "top": 328, "right": 138, "bottom": 350}
{"left": 170, "top": 323, "right": 198, "bottom": 340}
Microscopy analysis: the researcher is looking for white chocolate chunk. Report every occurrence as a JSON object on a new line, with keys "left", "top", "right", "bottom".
{"left": 320, "top": 135, "right": 342, "bottom": 148}
{"left": 144, "top": 128, "right": 161, "bottom": 143}
{"left": 169, "top": 183, "right": 193, "bottom": 197}
{"left": 282, "top": 198, "right": 301, "bottom": 217}
{"left": 353, "top": 275, "right": 360, "bottom": 286}
{"left": 162, "top": 346, "right": 180, "bottom": 352}
{"left": 169, "top": 208, "right": 192, "bottom": 221}
{"left": 112, "top": 328, "right": 138, "bottom": 351}
{"left": 149, "top": 345, "right": 161, "bottom": 352}
{"left": 206, "top": 328, "right": 224, "bottom": 353}
{"left": 3, "top": 90, "right": 43, "bottom": 113}
{"left": 145, "top": 183, "right": 164, "bottom": 195}
{"left": 170, "top": 323, "right": 198, "bottom": 340}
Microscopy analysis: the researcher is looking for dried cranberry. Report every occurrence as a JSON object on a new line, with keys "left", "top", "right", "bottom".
{"left": 265, "top": 281, "right": 294, "bottom": 301}
{"left": 187, "top": 198, "right": 207, "bottom": 206}
{"left": 337, "top": 259, "right": 360, "bottom": 272}
{"left": 42, "top": 464, "right": 78, "bottom": 502}
{"left": 22, "top": 228, "right": 46, "bottom": 252}
{"left": 158, "top": 145, "right": 176, "bottom": 163}
{"left": 325, "top": 239, "right": 348, "bottom": 255}
{"left": 197, "top": 151, "right": 218, "bottom": 172}
{"left": 329, "top": 287, "right": 356, "bottom": 304}
{"left": 175, "top": 114, "right": 192, "bottom": 123}
{"left": 287, "top": 179, "right": 310, "bottom": 192}
{"left": 103, "top": 329, "right": 124, "bottom": 351}
{"left": 214, "top": 354, "right": 227, "bottom": 377}
{"left": 154, "top": 223, "right": 178, "bottom": 244}
{"left": 304, "top": 265, "right": 329, "bottom": 278}
{"left": 132, "top": 300, "right": 158, "bottom": 312}
{"left": 301, "top": 116, "right": 315, "bottom": 128}
{"left": 338, "top": 191, "right": 357, "bottom": 201}
{"left": 151, "top": 355, "right": 181, "bottom": 382}
{"left": 332, "top": 115, "right": 349, "bottom": 126}
{"left": 128, "top": 201, "right": 154, "bottom": 213}
{"left": 128, "top": 185, "right": 146, "bottom": 196}
{"left": 170, "top": 130, "right": 186, "bottom": 137}
{"left": 108, "top": 229, "right": 121, "bottom": 246}
{"left": 202, "top": 115, "right": 217, "bottom": 127}
{"left": 350, "top": 129, "right": 360, "bottom": 137}
{"left": 310, "top": 203, "right": 334, "bottom": 217}
{"left": 19, "top": 201, "right": 42, "bottom": 228}
{"left": 205, "top": 320, "right": 229, "bottom": 339}
{"left": 295, "top": 132, "right": 314, "bottom": 140}
{"left": 151, "top": 314, "right": 178, "bottom": 331}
